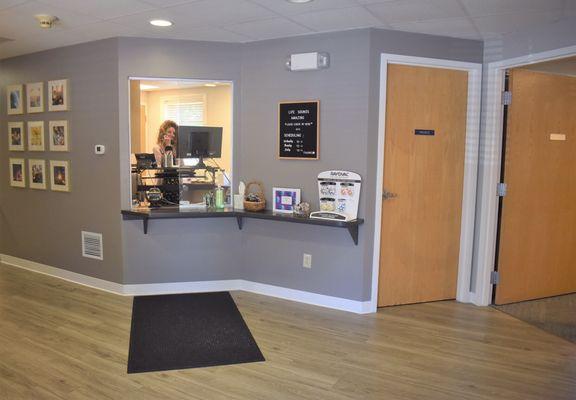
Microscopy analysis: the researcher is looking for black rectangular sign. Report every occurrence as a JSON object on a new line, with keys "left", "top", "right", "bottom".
{"left": 415, "top": 129, "right": 435, "bottom": 136}
{"left": 278, "top": 101, "right": 319, "bottom": 159}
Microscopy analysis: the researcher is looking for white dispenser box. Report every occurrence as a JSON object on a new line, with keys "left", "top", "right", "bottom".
{"left": 310, "top": 170, "right": 361, "bottom": 221}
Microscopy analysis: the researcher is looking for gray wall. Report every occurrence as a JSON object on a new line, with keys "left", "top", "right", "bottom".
{"left": 240, "top": 30, "right": 371, "bottom": 300}
{"left": 117, "top": 37, "right": 245, "bottom": 284}
{"left": 239, "top": 29, "right": 483, "bottom": 301}
{"left": 0, "top": 39, "right": 123, "bottom": 283}
{"left": 1, "top": 29, "right": 485, "bottom": 302}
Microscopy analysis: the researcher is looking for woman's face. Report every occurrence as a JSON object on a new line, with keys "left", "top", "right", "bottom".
{"left": 163, "top": 127, "right": 176, "bottom": 145}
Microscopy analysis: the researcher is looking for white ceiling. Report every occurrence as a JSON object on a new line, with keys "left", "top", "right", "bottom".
{"left": 0, "top": 0, "right": 574, "bottom": 60}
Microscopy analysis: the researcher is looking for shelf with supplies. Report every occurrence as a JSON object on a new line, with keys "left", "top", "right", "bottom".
{"left": 121, "top": 208, "right": 364, "bottom": 245}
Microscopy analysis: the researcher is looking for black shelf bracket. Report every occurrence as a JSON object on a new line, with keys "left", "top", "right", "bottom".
{"left": 143, "top": 217, "right": 149, "bottom": 235}
{"left": 236, "top": 216, "right": 243, "bottom": 230}
{"left": 347, "top": 224, "right": 359, "bottom": 245}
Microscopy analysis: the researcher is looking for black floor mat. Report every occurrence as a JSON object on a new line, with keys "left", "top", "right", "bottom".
{"left": 127, "top": 292, "right": 265, "bottom": 373}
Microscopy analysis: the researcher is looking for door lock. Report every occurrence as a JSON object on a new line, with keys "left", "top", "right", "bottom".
{"left": 382, "top": 189, "right": 398, "bottom": 200}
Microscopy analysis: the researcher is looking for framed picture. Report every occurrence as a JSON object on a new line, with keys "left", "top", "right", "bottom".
{"left": 8, "top": 122, "right": 25, "bottom": 151}
{"left": 28, "top": 121, "right": 45, "bottom": 151}
{"left": 29, "top": 159, "right": 46, "bottom": 190}
{"left": 9, "top": 158, "right": 26, "bottom": 188}
{"left": 50, "top": 160, "right": 70, "bottom": 192}
{"left": 26, "top": 82, "right": 44, "bottom": 113}
{"left": 272, "top": 187, "right": 301, "bottom": 213}
{"left": 7, "top": 84, "right": 24, "bottom": 115}
{"left": 49, "top": 120, "right": 69, "bottom": 151}
{"left": 48, "top": 79, "right": 69, "bottom": 111}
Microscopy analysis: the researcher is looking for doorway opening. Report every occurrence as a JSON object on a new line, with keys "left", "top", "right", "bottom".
{"left": 489, "top": 56, "right": 576, "bottom": 343}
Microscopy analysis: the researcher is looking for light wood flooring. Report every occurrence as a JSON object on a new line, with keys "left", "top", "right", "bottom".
{"left": 0, "top": 263, "right": 575, "bottom": 400}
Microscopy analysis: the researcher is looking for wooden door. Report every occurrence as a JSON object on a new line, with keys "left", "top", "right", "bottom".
{"left": 378, "top": 64, "right": 468, "bottom": 307}
{"left": 495, "top": 69, "right": 576, "bottom": 305}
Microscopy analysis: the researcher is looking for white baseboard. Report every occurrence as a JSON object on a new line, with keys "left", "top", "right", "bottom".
{"left": 0, "top": 254, "right": 124, "bottom": 295}
{"left": 123, "top": 280, "right": 244, "bottom": 296}
{"left": 241, "top": 280, "right": 372, "bottom": 314}
{"left": 0, "top": 254, "right": 371, "bottom": 314}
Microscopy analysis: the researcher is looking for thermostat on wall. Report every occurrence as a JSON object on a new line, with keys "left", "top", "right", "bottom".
{"left": 95, "top": 145, "right": 105, "bottom": 154}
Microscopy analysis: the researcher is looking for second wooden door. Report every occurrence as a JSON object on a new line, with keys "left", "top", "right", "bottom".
{"left": 495, "top": 69, "right": 576, "bottom": 305}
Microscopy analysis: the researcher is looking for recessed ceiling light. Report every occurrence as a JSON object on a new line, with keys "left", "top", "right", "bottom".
{"left": 286, "top": 0, "right": 314, "bottom": 3}
{"left": 149, "top": 19, "right": 173, "bottom": 27}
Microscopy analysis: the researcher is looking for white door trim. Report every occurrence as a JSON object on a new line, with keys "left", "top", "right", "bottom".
{"left": 474, "top": 45, "right": 576, "bottom": 306}
{"left": 369, "top": 54, "right": 482, "bottom": 312}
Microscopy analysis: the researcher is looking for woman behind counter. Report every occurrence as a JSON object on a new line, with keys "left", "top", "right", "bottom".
{"left": 152, "top": 120, "right": 178, "bottom": 166}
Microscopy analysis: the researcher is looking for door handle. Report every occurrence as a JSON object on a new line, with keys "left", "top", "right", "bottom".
{"left": 382, "top": 189, "right": 398, "bottom": 200}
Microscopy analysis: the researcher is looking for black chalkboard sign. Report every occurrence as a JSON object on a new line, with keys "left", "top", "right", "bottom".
{"left": 278, "top": 101, "right": 319, "bottom": 160}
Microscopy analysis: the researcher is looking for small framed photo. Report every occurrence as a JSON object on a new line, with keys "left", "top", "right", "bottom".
{"left": 50, "top": 160, "right": 70, "bottom": 192}
{"left": 28, "top": 121, "right": 45, "bottom": 151}
{"left": 9, "top": 158, "right": 26, "bottom": 188}
{"left": 273, "top": 187, "right": 301, "bottom": 213}
{"left": 26, "top": 82, "right": 44, "bottom": 113}
{"left": 8, "top": 122, "right": 25, "bottom": 151}
{"left": 29, "top": 159, "right": 46, "bottom": 190}
{"left": 48, "top": 79, "right": 69, "bottom": 111}
{"left": 7, "top": 84, "right": 24, "bottom": 115}
{"left": 49, "top": 120, "right": 69, "bottom": 151}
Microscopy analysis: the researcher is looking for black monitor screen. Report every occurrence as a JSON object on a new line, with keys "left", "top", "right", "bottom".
{"left": 178, "top": 126, "right": 223, "bottom": 158}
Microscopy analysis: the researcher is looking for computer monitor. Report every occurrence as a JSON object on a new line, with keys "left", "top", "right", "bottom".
{"left": 178, "top": 126, "right": 223, "bottom": 159}
{"left": 134, "top": 153, "right": 157, "bottom": 169}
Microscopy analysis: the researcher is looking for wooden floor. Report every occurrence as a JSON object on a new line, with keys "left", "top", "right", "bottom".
{"left": 0, "top": 264, "right": 575, "bottom": 400}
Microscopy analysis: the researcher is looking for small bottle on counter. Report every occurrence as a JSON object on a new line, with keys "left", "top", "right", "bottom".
{"left": 215, "top": 186, "right": 225, "bottom": 209}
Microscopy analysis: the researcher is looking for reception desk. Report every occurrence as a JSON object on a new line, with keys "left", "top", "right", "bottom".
{"left": 121, "top": 208, "right": 364, "bottom": 245}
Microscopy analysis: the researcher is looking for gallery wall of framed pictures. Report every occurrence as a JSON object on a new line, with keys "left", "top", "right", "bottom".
{"left": 5, "top": 79, "right": 71, "bottom": 192}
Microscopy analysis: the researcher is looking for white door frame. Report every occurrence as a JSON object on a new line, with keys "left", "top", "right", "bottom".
{"left": 369, "top": 53, "right": 482, "bottom": 312}
{"left": 473, "top": 45, "right": 576, "bottom": 306}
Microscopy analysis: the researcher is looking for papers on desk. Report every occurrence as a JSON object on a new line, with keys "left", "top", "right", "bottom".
{"left": 179, "top": 201, "right": 206, "bottom": 209}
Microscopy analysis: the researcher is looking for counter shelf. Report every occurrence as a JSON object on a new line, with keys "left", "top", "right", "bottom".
{"left": 121, "top": 208, "right": 364, "bottom": 245}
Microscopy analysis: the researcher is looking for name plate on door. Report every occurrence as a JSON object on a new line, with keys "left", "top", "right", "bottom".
{"left": 550, "top": 133, "right": 566, "bottom": 141}
{"left": 415, "top": 129, "right": 435, "bottom": 136}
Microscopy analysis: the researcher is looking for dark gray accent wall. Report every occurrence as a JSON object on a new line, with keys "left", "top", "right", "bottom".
{"left": 0, "top": 39, "right": 123, "bottom": 282}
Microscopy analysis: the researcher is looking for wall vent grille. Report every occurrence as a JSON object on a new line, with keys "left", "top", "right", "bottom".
{"left": 81, "top": 231, "right": 103, "bottom": 260}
